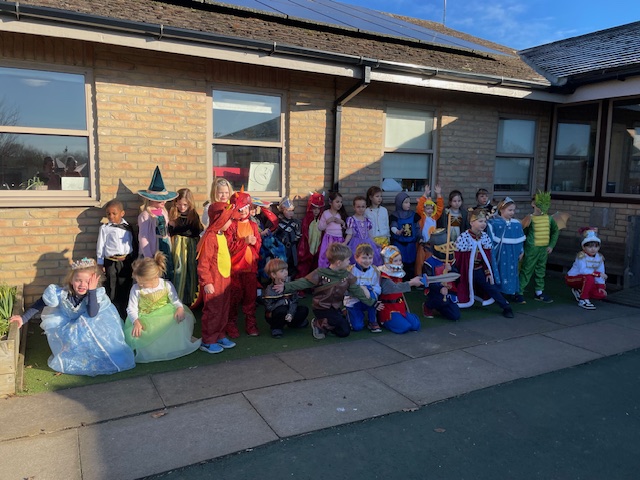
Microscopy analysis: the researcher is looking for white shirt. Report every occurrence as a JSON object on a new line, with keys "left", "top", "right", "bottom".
{"left": 567, "top": 252, "right": 606, "bottom": 284}
{"left": 365, "top": 206, "right": 390, "bottom": 239}
{"left": 126, "top": 278, "right": 183, "bottom": 319}
{"left": 96, "top": 221, "right": 133, "bottom": 265}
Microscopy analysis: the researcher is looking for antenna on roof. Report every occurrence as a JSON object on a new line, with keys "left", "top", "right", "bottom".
{"left": 443, "top": 0, "right": 447, "bottom": 26}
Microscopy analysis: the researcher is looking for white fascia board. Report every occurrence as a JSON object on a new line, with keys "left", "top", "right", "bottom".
{"left": 562, "top": 77, "right": 640, "bottom": 103}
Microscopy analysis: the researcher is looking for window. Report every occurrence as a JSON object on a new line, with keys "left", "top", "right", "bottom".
{"left": 605, "top": 97, "right": 640, "bottom": 196}
{"left": 212, "top": 90, "right": 283, "bottom": 194}
{"left": 494, "top": 118, "right": 536, "bottom": 194}
{"left": 550, "top": 103, "right": 599, "bottom": 194}
{"left": 0, "top": 66, "right": 92, "bottom": 201}
{"left": 381, "top": 107, "right": 434, "bottom": 193}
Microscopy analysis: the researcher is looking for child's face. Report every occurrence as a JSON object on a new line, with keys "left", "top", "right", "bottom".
{"left": 477, "top": 193, "right": 489, "bottom": 205}
{"left": 531, "top": 200, "right": 542, "bottom": 215}
{"left": 471, "top": 218, "right": 487, "bottom": 233}
{"left": 312, "top": 206, "right": 321, "bottom": 217}
{"left": 250, "top": 206, "right": 257, "bottom": 217}
{"left": 216, "top": 186, "right": 230, "bottom": 203}
{"left": 355, "top": 253, "right": 373, "bottom": 269}
{"left": 282, "top": 208, "right": 295, "bottom": 219}
{"left": 105, "top": 206, "right": 125, "bottom": 224}
{"left": 450, "top": 195, "right": 462, "bottom": 210}
{"left": 424, "top": 205, "right": 434, "bottom": 217}
{"left": 175, "top": 198, "right": 190, "bottom": 214}
{"left": 354, "top": 200, "right": 366, "bottom": 216}
{"left": 402, "top": 197, "right": 411, "bottom": 211}
{"left": 271, "top": 268, "right": 288, "bottom": 283}
{"left": 583, "top": 242, "right": 600, "bottom": 256}
{"left": 71, "top": 271, "right": 92, "bottom": 296}
{"left": 149, "top": 200, "right": 165, "bottom": 209}
{"left": 331, "top": 196, "right": 343, "bottom": 210}
{"left": 391, "top": 255, "right": 403, "bottom": 266}
{"left": 136, "top": 276, "right": 160, "bottom": 290}
{"left": 238, "top": 205, "right": 250, "bottom": 220}
{"left": 500, "top": 204, "right": 516, "bottom": 220}
{"left": 370, "top": 192, "right": 382, "bottom": 207}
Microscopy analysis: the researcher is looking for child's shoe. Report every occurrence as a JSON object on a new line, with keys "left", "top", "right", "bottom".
{"left": 422, "top": 305, "right": 435, "bottom": 318}
{"left": 571, "top": 288, "right": 582, "bottom": 302}
{"left": 368, "top": 322, "right": 382, "bottom": 333}
{"left": 512, "top": 294, "right": 526, "bottom": 304}
{"left": 200, "top": 343, "right": 224, "bottom": 354}
{"left": 502, "top": 307, "right": 514, "bottom": 318}
{"left": 271, "top": 328, "right": 284, "bottom": 338}
{"left": 226, "top": 323, "right": 240, "bottom": 339}
{"left": 578, "top": 299, "right": 596, "bottom": 310}
{"left": 246, "top": 325, "right": 260, "bottom": 337}
{"left": 217, "top": 337, "right": 236, "bottom": 349}
{"left": 311, "top": 318, "right": 326, "bottom": 340}
{"left": 534, "top": 293, "right": 553, "bottom": 303}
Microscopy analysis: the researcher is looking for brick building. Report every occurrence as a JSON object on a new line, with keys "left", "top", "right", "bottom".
{"left": 0, "top": 1, "right": 638, "bottom": 301}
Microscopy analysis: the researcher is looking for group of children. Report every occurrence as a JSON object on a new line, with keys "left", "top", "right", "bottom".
{"left": 10, "top": 168, "right": 608, "bottom": 377}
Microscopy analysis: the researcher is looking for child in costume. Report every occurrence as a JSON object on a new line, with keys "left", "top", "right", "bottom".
{"left": 275, "top": 196, "right": 302, "bottom": 279}
{"left": 516, "top": 191, "right": 559, "bottom": 304}
{"left": 344, "top": 196, "right": 382, "bottom": 265}
{"left": 415, "top": 184, "right": 444, "bottom": 275}
{"left": 225, "top": 190, "right": 262, "bottom": 337}
{"left": 377, "top": 246, "right": 423, "bottom": 333}
{"left": 262, "top": 258, "right": 310, "bottom": 338}
{"left": 344, "top": 243, "right": 383, "bottom": 333}
{"left": 317, "top": 192, "right": 347, "bottom": 268}
{"left": 389, "top": 192, "right": 421, "bottom": 274}
{"left": 454, "top": 209, "right": 514, "bottom": 318}
{"left": 296, "top": 192, "right": 325, "bottom": 279}
{"left": 437, "top": 190, "right": 467, "bottom": 243}
{"left": 96, "top": 199, "right": 137, "bottom": 319}
{"left": 168, "top": 188, "right": 203, "bottom": 306}
{"left": 565, "top": 227, "right": 607, "bottom": 310}
{"left": 421, "top": 230, "right": 461, "bottom": 321}
{"left": 125, "top": 252, "right": 201, "bottom": 363}
{"left": 486, "top": 197, "right": 526, "bottom": 298}
{"left": 201, "top": 177, "right": 234, "bottom": 232}
{"left": 197, "top": 201, "right": 240, "bottom": 353}
{"left": 138, "top": 166, "right": 177, "bottom": 280}
{"left": 252, "top": 197, "right": 286, "bottom": 287}
{"left": 469, "top": 188, "right": 496, "bottom": 217}
{"left": 365, "top": 186, "right": 390, "bottom": 248}
{"left": 9, "top": 258, "right": 135, "bottom": 376}
{"left": 274, "top": 243, "right": 379, "bottom": 339}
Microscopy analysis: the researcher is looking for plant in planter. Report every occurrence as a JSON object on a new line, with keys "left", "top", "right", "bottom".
{"left": 19, "top": 176, "right": 47, "bottom": 190}
{"left": 0, "top": 284, "right": 16, "bottom": 338}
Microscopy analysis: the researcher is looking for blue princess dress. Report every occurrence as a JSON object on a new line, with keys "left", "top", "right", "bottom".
{"left": 39, "top": 285, "right": 135, "bottom": 376}
{"left": 124, "top": 279, "right": 201, "bottom": 363}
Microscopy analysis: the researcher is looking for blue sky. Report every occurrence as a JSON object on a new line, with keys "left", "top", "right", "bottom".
{"left": 338, "top": 0, "right": 636, "bottom": 50}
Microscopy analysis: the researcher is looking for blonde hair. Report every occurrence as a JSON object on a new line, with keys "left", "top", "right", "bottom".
{"left": 326, "top": 243, "right": 352, "bottom": 263}
{"left": 132, "top": 252, "right": 166, "bottom": 283}
{"left": 64, "top": 260, "right": 101, "bottom": 293}
{"left": 169, "top": 188, "right": 199, "bottom": 224}
{"left": 209, "top": 177, "right": 234, "bottom": 204}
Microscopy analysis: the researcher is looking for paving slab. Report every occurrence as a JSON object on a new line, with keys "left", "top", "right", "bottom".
{"left": 523, "top": 303, "right": 638, "bottom": 326}
{"left": 0, "top": 376, "right": 164, "bottom": 441}
{"left": 0, "top": 429, "right": 81, "bottom": 480}
{"left": 607, "top": 314, "right": 640, "bottom": 332}
{"left": 464, "top": 334, "right": 602, "bottom": 377}
{"left": 152, "top": 355, "right": 303, "bottom": 406}
{"left": 544, "top": 321, "right": 640, "bottom": 356}
{"left": 462, "top": 314, "right": 561, "bottom": 339}
{"left": 373, "top": 324, "right": 495, "bottom": 358}
{"left": 78, "top": 393, "right": 277, "bottom": 480}
{"left": 244, "top": 371, "right": 416, "bottom": 437}
{"left": 276, "top": 339, "right": 409, "bottom": 378}
{"left": 368, "top": 350, "right": 519, "bottom": 405}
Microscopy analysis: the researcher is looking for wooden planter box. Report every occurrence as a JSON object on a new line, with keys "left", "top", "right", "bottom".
{"left": 0, "top": 285, "right": 24, "bottom": 396}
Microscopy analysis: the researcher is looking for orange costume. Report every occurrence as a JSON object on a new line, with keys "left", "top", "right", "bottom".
{"left": 415, "top": 195, "right": 444, "bottom": 276}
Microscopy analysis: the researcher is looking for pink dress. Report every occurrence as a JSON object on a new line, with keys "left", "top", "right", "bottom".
{"left": 317, "top": 210, "right": 344, "bottom": 268}
{"left": 346, "top": 216, "right": 382, "bottom": 265}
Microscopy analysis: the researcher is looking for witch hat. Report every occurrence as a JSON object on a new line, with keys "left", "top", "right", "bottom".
{"left": 138, "top": 166, "right": 178, "bottom": 201}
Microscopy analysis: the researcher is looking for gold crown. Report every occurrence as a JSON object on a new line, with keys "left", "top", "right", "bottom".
{"left": 71, "top": 257, "right": 96, "bottom": 270}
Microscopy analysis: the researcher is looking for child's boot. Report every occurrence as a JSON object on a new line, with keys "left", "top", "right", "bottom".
{"left": 245, "top": 317, "right": 260, "bottom": 336}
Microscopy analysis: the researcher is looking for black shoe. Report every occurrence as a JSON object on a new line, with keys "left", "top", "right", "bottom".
{"left": 296, "top": 318, "right": 309, "bottom": 328}
{"left": 271, "top": 329, "right": 284, "bottom": 338}
{"left": 502, "top": 307, "right": 514, "bottom": 318}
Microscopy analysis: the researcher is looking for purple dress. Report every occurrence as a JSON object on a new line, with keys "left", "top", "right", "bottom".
{"left": 346, "top": 216, "right": 382, "bottom": 266}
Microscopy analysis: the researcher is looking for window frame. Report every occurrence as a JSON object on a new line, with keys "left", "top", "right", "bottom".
{"left": 0, "top": 61, "right": 97, "bottom": 207}
{"left": 548, "top": 101, "right": 602, "bottom": 198}
{"left": 209, "top": 86, "right": 286, "bottom": 199}
{"left": 493, "top": 116, "right": 538, "bottom": 197}
{"left": 380, "top": 105, "right": 437, "bottom": 200}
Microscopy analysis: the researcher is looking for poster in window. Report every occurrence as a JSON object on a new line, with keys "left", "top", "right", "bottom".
{"left": 248, "top": 162, "right": 279, "bottom": 192}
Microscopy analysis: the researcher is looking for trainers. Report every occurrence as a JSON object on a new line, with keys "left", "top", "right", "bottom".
{"left": 534, "top": 293, "right": 553, "bottom": 303}
{"left": 571, "top": 288, "right": 582, "bottom": 302}
{"left": 200, "top": 343, "right": 224, "bottom": 354}
{"left": 246, "top": 326, "right": 260, "bottom": 337}
{"left": 502, "top": 307, "right": 514, "bottom": 318}
{"left": 217, "top": 337, "right": 236, "bottom": 349}
{"left": 578, "top": 299, "right": 596, "bottom": 310}
{"left": 512, "top": 294, "right": 526, "bottom": 304}
{"left": 311, "top": 318, "right": 326, "bottom": 340}
{"left": 296, "top": 318, "right": 309, "bottom": 328}
{"left": 271, "top": 328, "right": 284, "bottom": 338}
{"left": 368, "top": 322, "right": 382, "bottom": 333}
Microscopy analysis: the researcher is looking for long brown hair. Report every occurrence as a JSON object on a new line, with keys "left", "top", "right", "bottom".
{"left": 169, "top": 188, "right": 200, "bottom": 224}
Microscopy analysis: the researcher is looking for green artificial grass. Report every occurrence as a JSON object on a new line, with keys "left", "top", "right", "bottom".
{"left": 20, "top": 274, "right": 575, "bottom": 395}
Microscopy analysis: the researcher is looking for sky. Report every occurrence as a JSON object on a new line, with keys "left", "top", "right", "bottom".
{"left": 337, "top": 0, "right": 636, "bottom": 50}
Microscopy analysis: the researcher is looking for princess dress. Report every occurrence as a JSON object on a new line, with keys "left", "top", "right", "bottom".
{"left": 170, "top": 214, "right": 202, "bottom": 305}
{"left": 346, "top": 216, "right": 382, "bottom": 265}
{"left": 124, "top": 279, "right": 201, "bottom": 363}
{"left": 39, "top": 285, "right": 135, "bottom": 376}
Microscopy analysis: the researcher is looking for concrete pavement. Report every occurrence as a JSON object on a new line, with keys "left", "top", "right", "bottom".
{"left": 1, "top": 302, "right": 639, "bottom": 479}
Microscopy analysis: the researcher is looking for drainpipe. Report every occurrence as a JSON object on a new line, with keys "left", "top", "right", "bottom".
{"left": 333, "top": 64, "right": 371, "bottom": 191}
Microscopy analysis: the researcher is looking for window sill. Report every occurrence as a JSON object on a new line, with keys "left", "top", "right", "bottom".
{"left": 0, "top": 193, "right": 101, "bottom": 209}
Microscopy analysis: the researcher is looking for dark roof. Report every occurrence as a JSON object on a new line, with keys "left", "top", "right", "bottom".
{"left": 519, "top": 21, "right": 640, "bottom": 87}
{"left": 10, "top": 0, "right": 547, "bottom": 84}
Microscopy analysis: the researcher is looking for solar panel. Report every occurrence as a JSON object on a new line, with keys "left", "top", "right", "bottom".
{"left": 212, "top": 0, "right": 507, "bottom": 55}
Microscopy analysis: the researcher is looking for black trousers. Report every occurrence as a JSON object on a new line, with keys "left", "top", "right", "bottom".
{"left": 313, "top": 307, "right": 351, "bottom": 337}
{"left": 104, "top": 255, "right": 133, "bottom": 319}
{"left": 266, "top": 305, "right": 309, "bottom": 330}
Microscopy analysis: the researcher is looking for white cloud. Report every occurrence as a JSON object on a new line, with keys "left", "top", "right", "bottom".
{"left": 22, "top": 79, "right": 50, "bottom": 88}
